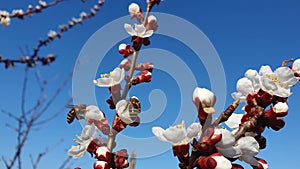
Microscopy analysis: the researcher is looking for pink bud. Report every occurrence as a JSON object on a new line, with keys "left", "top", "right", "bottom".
{"left": 114, "top": 149, "right": 129, "bottom": 168}
{"left": 135, "top": 62, "right": 154, "bottom": 72}
{"left": 119, "top": 59, "right": 131, "bottom": 71}
{"left": 146, "top": 15, "right": 158, "bottom": 31}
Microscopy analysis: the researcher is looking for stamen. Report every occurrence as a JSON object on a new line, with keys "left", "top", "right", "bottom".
{"left": 101, "top": 71, "right": 113, "bottom": 77}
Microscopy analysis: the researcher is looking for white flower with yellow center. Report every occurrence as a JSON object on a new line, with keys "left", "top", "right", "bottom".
{"left": 93, "top": 67, "right": 125, "bottom": 87}
{"left": 152, "top": 121, "right": 201, "bottom": 146}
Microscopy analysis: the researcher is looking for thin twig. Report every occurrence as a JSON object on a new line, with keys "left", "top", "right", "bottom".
{"left": 30, "top": 139, "right": 64, "bottom": 169}
{"left": 58, "top": 156, "right": 72, "bottom": 169}
{"left": 34, "top": 97, "right": 73, "bottom": 126}
{"left": 21, "top": 67, "right": 29, "bottom": 124}
{"left": 33, "top": 70, "right": 73, "bottom": 120}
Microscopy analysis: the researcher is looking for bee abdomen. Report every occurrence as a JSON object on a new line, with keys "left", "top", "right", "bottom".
{"left": 67, "top": 108, "right": 76, "bottom": 124}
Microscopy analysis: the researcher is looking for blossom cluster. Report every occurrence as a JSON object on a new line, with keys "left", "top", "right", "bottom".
{"left": 152, "top": 59, "right": 300, "bottom": 169}
{"left": 0, "top": 0, "right": 63, "bottom": 27}
{"left": 0, "top": 0, "right": 104, "bottom": 69}
{"left": 66, "top": 1, "right": 160, "bottom": 168}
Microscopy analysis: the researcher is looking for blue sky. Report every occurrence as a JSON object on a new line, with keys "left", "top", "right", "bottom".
{"left": 1, "top": 0, "right": 300, "bottom": 169}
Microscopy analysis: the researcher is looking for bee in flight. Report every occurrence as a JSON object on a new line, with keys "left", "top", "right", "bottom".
{"left": 66, "top": 104, "right": 87, "bottom": 124}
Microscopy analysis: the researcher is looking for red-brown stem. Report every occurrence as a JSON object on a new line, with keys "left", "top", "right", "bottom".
{"left": 282, "top": 58, "right": 294, "bottom": 67}
{"left": 234, "top": 106, "right": 264, "bottom": 140}
{"left": 213, "top": 99, "right": 240, "bottom": 126}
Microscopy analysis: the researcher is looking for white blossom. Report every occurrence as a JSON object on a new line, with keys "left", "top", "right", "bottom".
{"left": 152, "top": 121, "right": 201, "bottom": 146}
{"left": 0, "top": 10, "right": 11, "bottom": 27}
{"left": 48, "top": 30, "right": 57, "bottom": 38}
{"left": 39, "top": 0, "right": 47, "bottom": 7}
{"left": 80, "top": 12, "right": 88, "bottom": 18}
{"left": 93, "top": 67, "right": 125, "bottom": 87}
{"left": 259, "top": 66, "right": 298, "bottom": 97}
{"left": 124, "top": 23, "right": 153, "bottom": 38}
{"left": 67, "top": 124, "right": 98, "bottom": 158}
{"left": 12, "top": 9, "right": 24, "bottom": 16}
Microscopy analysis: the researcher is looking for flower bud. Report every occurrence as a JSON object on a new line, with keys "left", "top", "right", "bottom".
{"left": 135, "top": 62, "right": 154, "bottom": 72}
{"left": 252, "top": 158, "right": 268, "bottom": 169}
{"left": 95, "top": 146, "right": 110, "bottom": 161}
{"left": 93, "top": 161, "right": 109, "bottom": 169}
{"left": 273, "top": 102, "right": 288, "bottom": 117}
{"left": 197, "top": 153, "right": 232, "bottom": 169}
{"left": 114, "top": 149, "right": 129, "bottom": 168}
{"left": 232, "top": 164, "right": 244, "bottom": 169}
{"left": 119, "top": 59, "right": 131, "bottom": 71}
{"left": 291, "top": 59, "right": 300, "bottom": 77}
{"left": 193, "top": 88, "right": 216, "bottom": 114}
{"left": 128, "top": 3, "right": 141, "bottom": 18}
{"left": 131, "top": 70, "right": 152, "bottom": 85}
{"left": 119, "top": 43, "right": 133, "bottom": 58}
{"left": 146, "top": 15, "right": 158, "bottom": 31}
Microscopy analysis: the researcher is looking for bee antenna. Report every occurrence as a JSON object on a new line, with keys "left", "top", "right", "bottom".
{"left": 66, "top": 104, "right": 76, "bottom": 108}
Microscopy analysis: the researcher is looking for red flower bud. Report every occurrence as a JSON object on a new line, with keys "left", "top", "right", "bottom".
{"left": 131, "top": 70, "right": 152, "bottom": 85}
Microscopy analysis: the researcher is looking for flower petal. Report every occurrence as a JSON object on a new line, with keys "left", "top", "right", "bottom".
{"left": 231, "top": 92, "right": 246, "bottom": 101}
{"left": 142, "top": 30, "right": 154, "bottom": 38}
{"left": 186, "top": 122, "right": 202, "bottom": 139}
{"left": 225, "top": 113, "right": 243, "bottom": 130}
{"left": 275, "top": 67, "right": 298, "bottom": 86}
{"left": 236, "top": 77, "right": 254, "bottom": 96}
{"left": 212, "top": 154, "right": 232, "bottom": 169}
{"left": 240, "top": 155, "right": 258, "bottom": 166}
{"left": 67, "top": 145, "right": 86, "bottom": 158}
{"left": 134, "top": 24, "right": 147, "bottom": 36}
{"left": 217, "top": 146, "right": 242, "bottom": 158}
{"left": 259, "top": 65, "right": 273, "bottom": 76}
{"left": 152, "top": 126, "right": 168, "bottom": 142}
{"left": 79, "top": 124, "right": 98, "bottom": 141}
{"left": 215, "top": 128, "right": 235, "bottom": 148}
{"left": 237, "top": 136, "right": 259, "bottom": 156}
{"left": 124, "top": 23, "right": 136, "bottom": 36}
{"left": 260, "top": 74, "right": 278, "bottom": 92}
{"left": 93, "top": 78, "right": 113, "bottom": 87}
{"left": 85, "top": 105, "right": 105, "bottom": 121}
{"left": 162, "top": 125, "right": 187, "bottom": 144}
{"left": 111, "top": 68, "right": 125, "bottom": 85}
